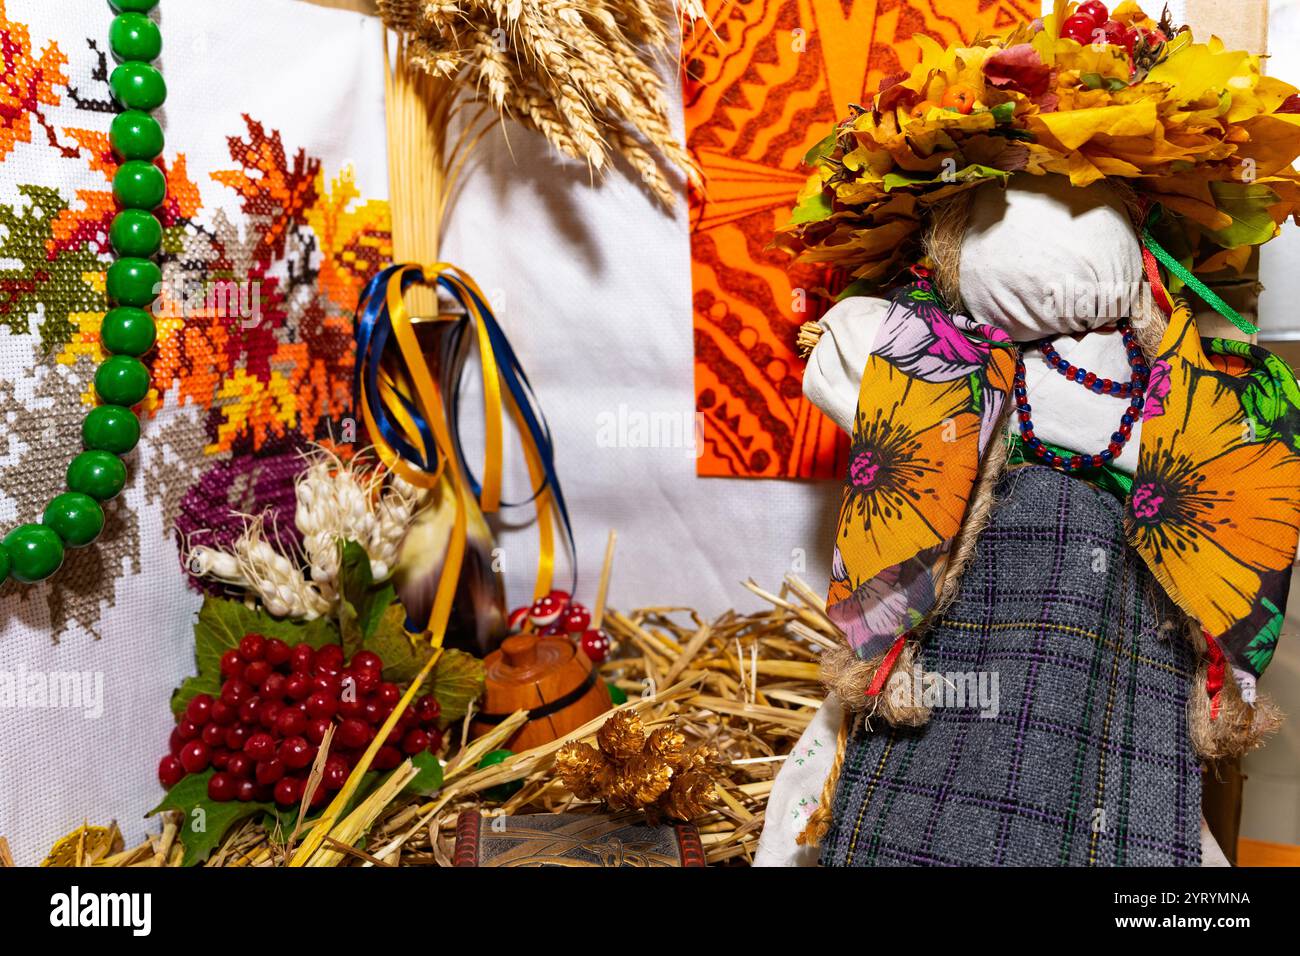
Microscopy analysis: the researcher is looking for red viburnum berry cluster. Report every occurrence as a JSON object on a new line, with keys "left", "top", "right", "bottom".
{"left": 1059, "top": 2, "right": 1167, "bottom": 57}
{"left": 158, "top": 635, "right": 443, "bottom": 807}
{"left": 506, "top": 588, "right": 612, "bottom": 663}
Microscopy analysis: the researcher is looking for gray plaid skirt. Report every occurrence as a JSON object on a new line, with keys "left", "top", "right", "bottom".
{"left": 821, "top": 465, "right": 1202, "bottom": 867}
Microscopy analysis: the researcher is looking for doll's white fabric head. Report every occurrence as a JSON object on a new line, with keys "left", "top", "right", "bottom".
{"left": 958, "top": 176, "right": 1143, "bottom": 341}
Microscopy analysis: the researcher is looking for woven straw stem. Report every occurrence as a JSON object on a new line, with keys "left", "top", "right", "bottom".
{"left": 384, "top": 29, "right": 450, "bottom": 317}
{"left": 795, "top": 705, "right": 850, "bottom": 849}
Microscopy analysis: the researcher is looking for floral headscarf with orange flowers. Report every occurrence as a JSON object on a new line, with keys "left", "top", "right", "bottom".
{"left": 830, "top": 280, "right": 1300, "bottom": 706}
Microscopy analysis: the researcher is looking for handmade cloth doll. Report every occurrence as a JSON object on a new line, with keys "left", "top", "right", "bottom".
{"left": 755, "top": 1, "right": 1300, "bottom": 867}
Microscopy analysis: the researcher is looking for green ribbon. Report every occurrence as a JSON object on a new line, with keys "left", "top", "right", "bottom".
{"left": 1142, "top": 207, "right": 1259, "bottom": 336}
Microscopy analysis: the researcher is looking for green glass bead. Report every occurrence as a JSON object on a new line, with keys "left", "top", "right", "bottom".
{"left": 106, "top": 257, "right": 161, "bottom": 309}
{"left": 109, "top": 13, "right": 161, "bottom": 62}
{"left": 101, "top": 306, "right": 156, "bottom": 356}
{"left": 477, "top": 750, "right": 523, "bottom": 801}
{"left": 109, "top": 209, "right": 162, "bottom": 258}
{"left": 94, "top": 355, "right": 151, "bottom": 407}
{"left": 83, "top": 404, "right": 141, "bottom": 454}
{"left": 2, "top": 524, "right": 65, "bottom": 583}
{"left": 113, "top": 160, "right": 167, "bottom": 210}
{"left": 110, "top": 110, "right": 164, "bottom": 161}
{"left": 0, "top": 542, "right": 10, "bottom": 584}
{"left": 68, "top": 451, "right": 128, "bottom": 502}
{"left": 43, "top": 493, "right": 105, "bottom": 548}
{"left": 109, "top": 62, "right": 166, "bottom": 111}
{"left": 109, "top": 0, "right": 159, "bottom": 11}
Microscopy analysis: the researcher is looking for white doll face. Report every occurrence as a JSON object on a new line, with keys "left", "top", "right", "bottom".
{"left": 957, "top": 176, "right": 1144, "bottom": 341}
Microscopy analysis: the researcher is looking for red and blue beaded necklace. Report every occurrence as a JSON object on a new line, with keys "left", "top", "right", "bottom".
{"left": 1014, "top": 320, "right": 1149, "bottom": 472}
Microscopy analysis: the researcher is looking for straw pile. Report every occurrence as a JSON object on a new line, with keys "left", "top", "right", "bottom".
{"left": 38, "top": 577, "right": 837, "bottom": 868}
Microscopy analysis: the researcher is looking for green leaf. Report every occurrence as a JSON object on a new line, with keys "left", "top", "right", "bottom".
{"left": 990, "top": 102, "right": 1017, "bottom": 124}
{"left": 171, "top": 597, "right": 341, "bottom": 717}
{"left": 803, "top": 131, "right": 837, "bottom": 167}
{"left": 1206, "top": 182, "right": 1282, "bottom": 250}
{"left": 366, "top": 604, "right": 485, "bottom": 724}
{"left": 338, "top": 540, "right": 399, "bottom": 658}
{"left": 148, "top": 771, "right": 274, "bottom": 867}
{"left": 788, "top": 190, "right": 833, "bottom": 225}
{"left": 882, "top": 164, "right": 1009, "bottom": 191}
{"left": 426, "top": 648, "right": 486, "bottom": 726}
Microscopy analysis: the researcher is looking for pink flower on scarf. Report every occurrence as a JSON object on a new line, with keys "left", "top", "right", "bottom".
{"left": 1142, "top": 360, "right": 1172, "bottom": 421}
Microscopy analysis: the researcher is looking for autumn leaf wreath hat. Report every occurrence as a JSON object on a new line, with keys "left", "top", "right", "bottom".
{"left": 777, "top": 0, "right": 1300, "bottom": 304}
{"left": 782, "top": 1, "right": 1300, "bottom": 747}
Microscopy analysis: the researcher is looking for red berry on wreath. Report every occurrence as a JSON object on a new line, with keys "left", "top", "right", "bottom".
{"left": 336, "top": 717, "right": 371, "bottom": 750}
{"left": 208, "top": 771, "right": 238, "bottom": 802}
{"left": 179, "top": 739, "right": 211, "bottom": 774}
{"left": 284, "top": 673, "right": 311, "bottom": 701}
{"left": 280, "top": 735, "right": 314, "bottom": 770}
{"left": 177, "top": 717, "right": 200, "bottom": 741}
{"left": 1060, "top": 13, "right": 1098, "bottom": 43}
{"left": 373, "top": 745, "right": 403, "bottom": 771}
{"left": 158, "top": 754, "right": 184, "bottom": 788}
{"left": 315, "top": 644, "right": 345, "bottom": 673}
{"left": 210, "top": 699, "right": 237, "bottom": 726}
{"left": 185, "top": 693, "right": 214, "bottom": 725}
{"left": 305, "top": 691, "right": 336, "bottom": 720}
{"left": 323, "top": 755, "right": 348, "bottom": 790}
{"left": 225, "top": 724, "right": 251, "bottom": 752}
{"left": 1076, "top": 1, "right": 1108, "bottom": 26}
{"left": 273, "top": 776, "right": 302, "bottom": 806}
{"left": 415, "top": 694, "right": 441, "bottom": 724}
{"left": 264, "top": 637, "right": 291, "bottom": 667}
{"left": 219, "top": 649, "right": 244, "bottom": 678}
{"left": 376, "top": 682, "right": 401, "bottom": 708}
{"left": 1100, "top": 19, "right": 1128, "bottom": 48}
{"left": 227, "top": 753, "right": 252, "bottom": 779}
{"left": 168, "top": 726, "right": 184, "bottom": 755}
{"left": 401, "top": 728, "right": 430, "bottom": 755}
{"left": 201, "top": 723, "right": 226, "bottom": 748}
{"left": 256, "top": 700, "right": 282, "bottom": 729}
{"left": 220, "top": 678, "right": 252, "bottom": 705}
{"left": 238, "top": 633, "right": 266, "bottom": 662}
{"left": 289, "top": 643, "right": 314, "bottom": 674}
{"left": 275, "top": 707, "right": 307, "bottom": 738}
{"left": 238, "top": 698, "right": 262, "bottom": 725}
{"left": 426, "top": 727, "right": 444, "bottom": 753}
{"left": 243, "top": 731, "right": 276, "bottom": 762}
{"left": 260, "top": 671, "right": 287, "bottom": 701}
{"left": 306, "top": 717, "right": 331, "bottom": 745}
{"left": 350, "top": 649, "right": 383, "bottom": 673}
{"left": 243, "top": 659, "right": 271, "bottom": 687}
{"left": 578, "top": 629, "right": 611, "bottom": 663}
{"left": 255, "top": 757, "right": 285, "bottom": 786}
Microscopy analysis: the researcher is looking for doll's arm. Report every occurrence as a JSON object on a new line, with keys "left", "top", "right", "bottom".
{"left": 802, "top": 296, "right": 890, "bottom": 435}
{"left": 754, "top": 697, "right": 844, "bottom": 866}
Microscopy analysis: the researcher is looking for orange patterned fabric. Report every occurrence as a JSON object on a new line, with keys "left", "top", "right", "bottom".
{"left": 684, "top": 0, "right": 1037, "bottom": 477}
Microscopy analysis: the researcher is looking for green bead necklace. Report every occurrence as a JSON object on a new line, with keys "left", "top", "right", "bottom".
{"left": 0, "top": 0, "right": 163, "bottom": 586}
